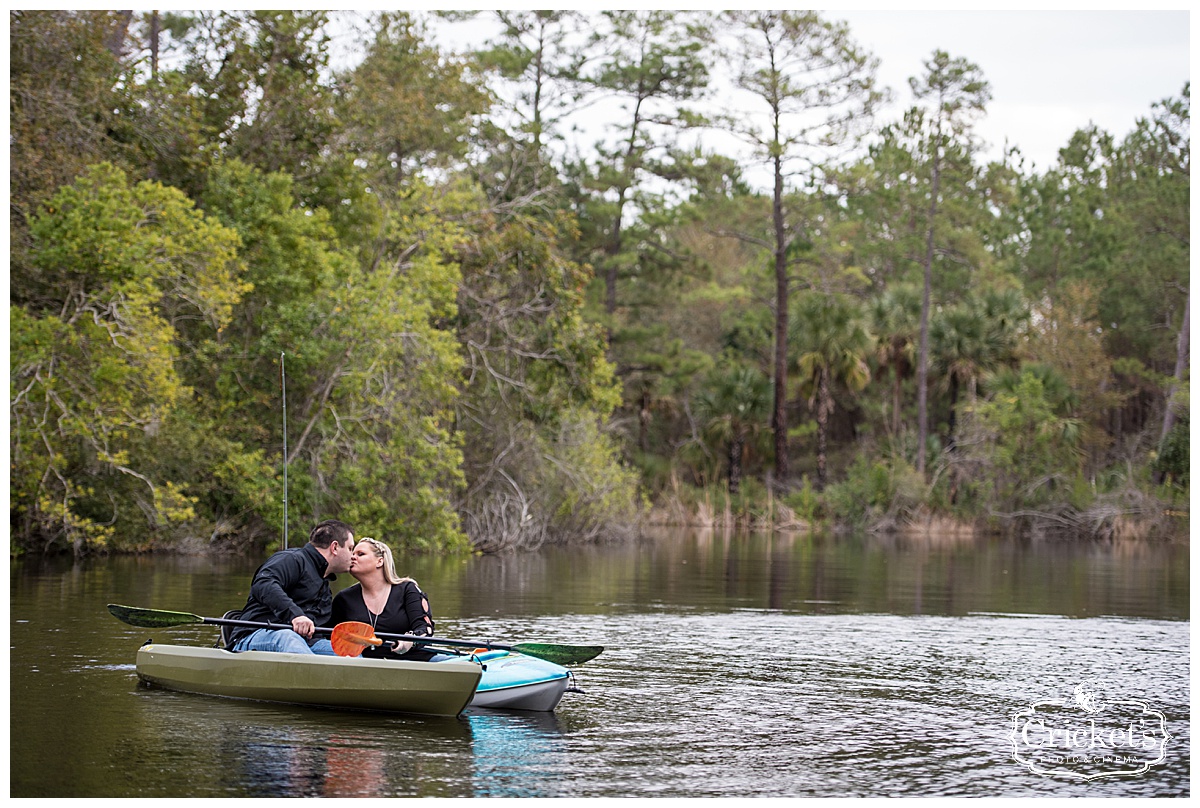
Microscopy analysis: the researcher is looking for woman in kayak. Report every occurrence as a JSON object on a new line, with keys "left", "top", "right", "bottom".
{"left": 329, "top": 536, "right": 441, "bottom": 661}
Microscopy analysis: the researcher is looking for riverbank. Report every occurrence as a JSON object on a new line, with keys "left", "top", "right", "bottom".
{"left": 643, "top": 479, "right": 1190, "bottom": 543}
{"left": 9, "top": 479, "right": 1187, "bottom": 560}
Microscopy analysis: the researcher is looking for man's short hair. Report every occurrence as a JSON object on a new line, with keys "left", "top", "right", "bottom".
{"left": 309, "top": 519, "right": 353, "bottom": 549}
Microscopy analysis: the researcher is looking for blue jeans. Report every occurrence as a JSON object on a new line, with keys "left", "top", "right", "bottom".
{"left": 232, "top": 628, "right": 337, "bottom": 656}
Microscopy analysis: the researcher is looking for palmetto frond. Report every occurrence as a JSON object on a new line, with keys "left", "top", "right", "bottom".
{"left": 694, "top": 364, "right": 771, "bottom": 441}
{"left": 791, "top": 292, "right": 874, "bottom": 398}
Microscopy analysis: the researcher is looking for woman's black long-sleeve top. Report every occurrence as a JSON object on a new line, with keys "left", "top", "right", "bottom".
{"left": 329, "top": 580, "right": 437, "bottom": 661}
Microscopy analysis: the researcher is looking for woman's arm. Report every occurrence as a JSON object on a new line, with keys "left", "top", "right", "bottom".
{"left": 401, "top": 581, "right": 435, "bottom": 637}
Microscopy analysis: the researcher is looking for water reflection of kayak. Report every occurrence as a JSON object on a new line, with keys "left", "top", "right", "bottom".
{"left": 134, "top": 644, "right": 575, "bottom": 716}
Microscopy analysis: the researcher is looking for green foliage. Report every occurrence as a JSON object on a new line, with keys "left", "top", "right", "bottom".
{"left": 792, "top": 293, "right": 873, "bottom": 400}
{"left": 1026, "top": 282, "right": 1127, "bottom": 472}
{"left": 662, "top": 476, "right": 785, "bottom": 527}
{"left": 1154, "top": 415, "right": 1189, "bottom": 488}
{"left": 991, "top": 363, "right": 1077, "bottom": 416}
{"left": 455, "top": 207, "right": 637, "bottom": 547}
{"left": 824, "top": 456, "right": 926, "bottom": 528}
{"left": 8, "top": 14, "right": 1188, "bottom": 554}
{"left": 693, "top": 362, "right": 772, "bottom": 493}
{"left": 561, "top": 11, "right": 719, "bottom": 469}
{"left": 722, "top": 10, "right": 882, "bottom": 480}
{"left": 791, "top": 292, "right": 873, "bottom": 487}
{"left": 202, "top": 161, "right": 471, "bottom": 553}
{"left": 11, "top": 164, "right": 245, "bottom": 554}
{"left": 9, "top": 11, "right": 144, "bottom": 241}
{"left": 954, "top": 371, "right": 1084, "bottom": 517}
{"left": 781, "top": 477, "right": 823, "bottom": 524}
{"left": 724, "top": 11, "right": 883, "bottom": 161}
{"left": 338, "top": 12, "right": 492, "bottom": 182}
{"left": 462, "top": 409, "right": 643, "bottom": 550}
{"left": 1021, "top": 88, "right": 1188, "bottom": 396}
{"left": 869, "top": 284, "right": 921, "bottom": 436}
{"left": 176, "top": 11, "right": 339, "bottom": 178}
{"left": 470, "top": 10, "right": 587, "bottom": 193}
{"left": 538, "top": 411, "right": 644, "bottom": 541}
{"left": 930, "top": 289, "right": 1028, "bottom": 400}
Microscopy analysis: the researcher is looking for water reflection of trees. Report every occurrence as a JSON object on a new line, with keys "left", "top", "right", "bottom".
{"left": 628, "top": 527, "right": 1188, "bottom": 620}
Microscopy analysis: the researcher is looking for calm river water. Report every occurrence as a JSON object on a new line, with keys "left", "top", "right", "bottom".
{"left": 9, "top": 528, "right": 1190, "bottom": 798}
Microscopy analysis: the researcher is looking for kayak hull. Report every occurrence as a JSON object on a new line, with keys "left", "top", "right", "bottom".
{"left": 136, "top": 644, "right": 482, "bottom": 717}
{"left": 468, "top": 650, "right": 571, "bottom": 712}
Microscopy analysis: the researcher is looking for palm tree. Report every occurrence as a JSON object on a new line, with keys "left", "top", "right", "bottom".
{"left": 792, "top": 293, "right": 872, "bottom": 488}
{"left": 932, "top": 288, "right": 1028, "bottom": 446}
{"left": 694, "top": 364, "right": 771, "bottom": 494}
{"left": 991, "top": 362, "right": 1078, "bottom": 416}
{"left": 869, "top": 284, "right": 921, "bottom": 437}
{"left": 931, "top": 305, "right": 988, "bottom": 429}
{"left": 976, "top": 287, "right": 1028, "bottom": 371}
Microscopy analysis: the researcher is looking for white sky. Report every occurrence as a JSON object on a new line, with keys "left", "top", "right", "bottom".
{"left": 831, "top": 9, "right": 1190, "bottom": 171}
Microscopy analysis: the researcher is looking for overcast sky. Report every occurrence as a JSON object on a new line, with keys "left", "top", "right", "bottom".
{"left": 831, "top": 9, "right": 1190, "bottom": 170}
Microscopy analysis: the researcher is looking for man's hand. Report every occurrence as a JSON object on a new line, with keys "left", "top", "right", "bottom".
{"left": 291, "top": 615, "right": 316, "bottom": 638}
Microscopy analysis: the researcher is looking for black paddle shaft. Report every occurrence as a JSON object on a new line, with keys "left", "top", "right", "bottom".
{"left": 192, "top": 614, "right": 510, "bottom": 653}
{"left": 107, "top": 603, "right": 603, "bottom": 664}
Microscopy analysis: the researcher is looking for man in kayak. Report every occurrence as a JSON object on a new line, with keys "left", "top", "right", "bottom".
{"left": 227, "top": 519, "right": 355, "bottom": 655}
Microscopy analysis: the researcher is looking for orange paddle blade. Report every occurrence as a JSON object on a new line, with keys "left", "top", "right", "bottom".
{"left": 330, "top": 621, "right": 383, "bottom": 657}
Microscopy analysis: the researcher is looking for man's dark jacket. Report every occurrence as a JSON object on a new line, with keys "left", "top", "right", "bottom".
{"left": 227, "top": 543, "right": 337, "bottom": 648}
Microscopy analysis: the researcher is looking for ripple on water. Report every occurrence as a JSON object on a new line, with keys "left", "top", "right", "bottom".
{"left": 457, "top": 611, "right": 1189, "bottom": 797}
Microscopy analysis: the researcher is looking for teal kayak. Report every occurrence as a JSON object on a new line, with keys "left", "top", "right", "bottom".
{"left": 469, "top": 650, "right": 572, "bottom": 711}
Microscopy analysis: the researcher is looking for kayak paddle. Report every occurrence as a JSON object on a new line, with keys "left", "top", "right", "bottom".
{"left": 330, "top": 621, "right": 382, "bottom": 657}
{"left": 107, "top": 604, "right": 604, "bottom": 665}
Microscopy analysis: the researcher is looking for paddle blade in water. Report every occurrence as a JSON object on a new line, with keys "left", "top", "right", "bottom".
{"left": 511, "top": 643, "right": 604, "bottom": 665}
{"left": 331, "top": 621, "right": 382, "bottom": 657}
{"left": 108, "top": 604, "right": 204, "bottom": 628}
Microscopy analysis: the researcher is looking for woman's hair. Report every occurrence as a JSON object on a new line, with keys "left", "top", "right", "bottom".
{"left": 356, "top": 537, "right": 414, "bottom": 587}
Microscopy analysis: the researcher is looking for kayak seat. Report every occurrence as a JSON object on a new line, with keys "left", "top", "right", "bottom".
{"left": 218, "top": 609, "right": 241, "bottom": 650}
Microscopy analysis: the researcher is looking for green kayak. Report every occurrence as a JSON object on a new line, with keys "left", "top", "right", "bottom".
{"left": 136, "top": 644, "right": 483, "bottom": 717}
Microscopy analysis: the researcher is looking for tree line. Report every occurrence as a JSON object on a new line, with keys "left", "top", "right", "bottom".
{"left": 9, "top": 11, "right": 1189, "bottom": 556}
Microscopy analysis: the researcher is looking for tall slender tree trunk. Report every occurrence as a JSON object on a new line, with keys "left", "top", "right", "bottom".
{"left": 638, "top": 385, "right": 651, "bottom": 452}
{"left": 605, "top": 199, "right": 623, "bottom": 317}
{"left": 771, "top": 150, "right": 790, "bottom": 482}
{"left": 149, "top": 11, "right": 160, "bottom": 79}
{"left": 728, "top": 430, "right": 746, "bottom": 494}
{"left": 530, "top": 22, "right": 546, "bottom": 187}
{"left": 1154, "top": 287, "right": 1190, "bottom": 484}
{"left": 816, "top": 369, "right": 831, "bottom": 489}
{"left": 891, "top": 355, "right": 903, "bottom": 437}
{"left": 916, "top": 148, "right": 941, "bottom": 475}
{"left": 946, "top": 375, "right": 959, "bottom": 451}
{"left": 605, "top": 102, "right": 644, "bottom": 319}
{"left": 1160, "top": 285, "right": 1190, "bottom": 444}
